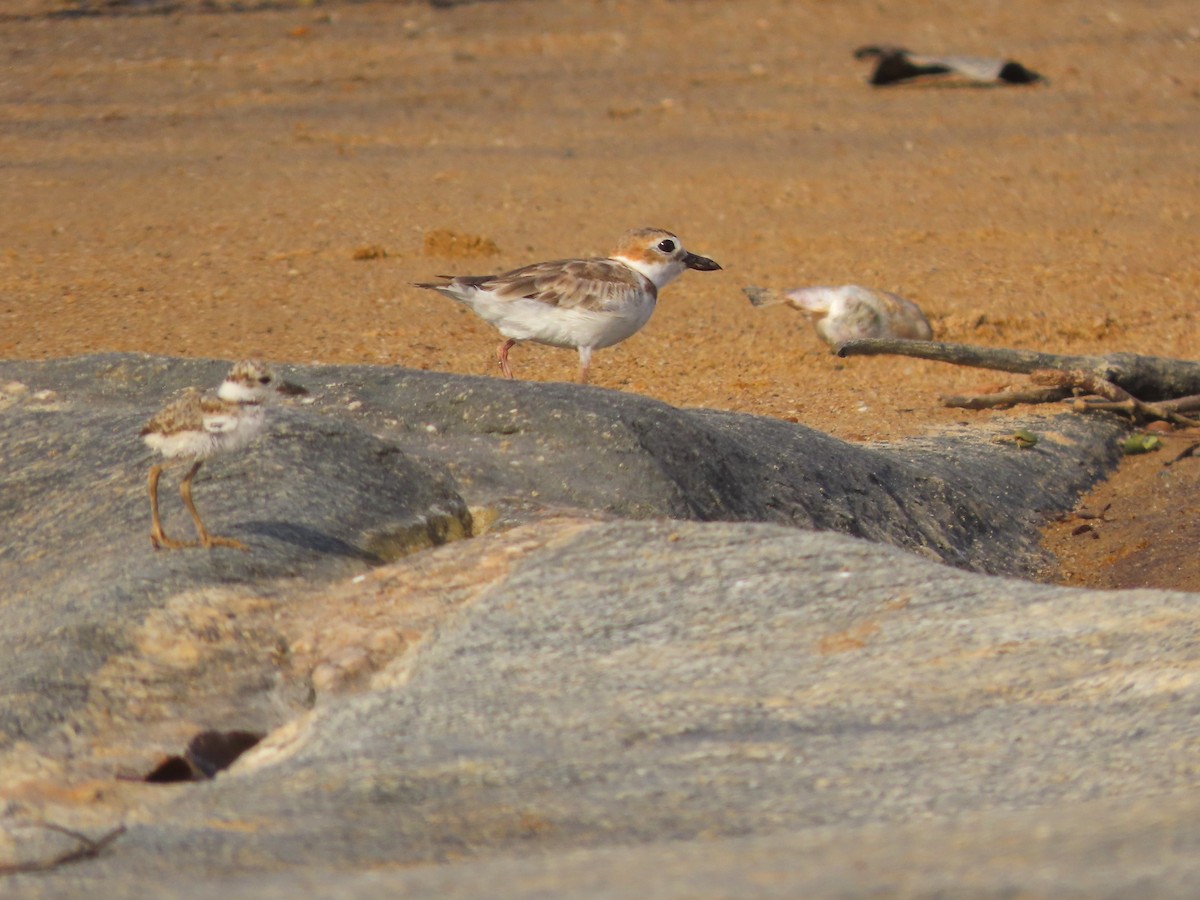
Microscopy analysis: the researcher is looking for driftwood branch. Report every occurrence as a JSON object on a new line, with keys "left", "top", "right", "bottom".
{"left": 838, "top": 338, "right": 1200, "bottom": 427}
{"left": 836, "top": 338, "right": 1200, "bottom": 401}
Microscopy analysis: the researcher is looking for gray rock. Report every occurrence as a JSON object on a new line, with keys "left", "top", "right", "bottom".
{"left": 3, "top": 353, "right": 1171, "bottom": 897}
{"left": 7, "top": 520, "right": 1200, "bottom": 896}
{"left": 273, "top": 356, "right": 1124, "bottom": 575}
{"left": 3, "top": 353, "right": 1128, "bottom": 582}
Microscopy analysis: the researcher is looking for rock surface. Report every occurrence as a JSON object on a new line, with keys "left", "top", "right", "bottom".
{"left": 6, "top": 517, "right": 1200, "bottom": 896}
{"left": 310, "top": 358, "right": 1130, "bottom": 572}
{"left": 7, "top": 353, "right": 1200, "bottom": 896}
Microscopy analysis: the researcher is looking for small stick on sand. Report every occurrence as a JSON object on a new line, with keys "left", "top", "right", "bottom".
{"left": 941, "top": 385, "right": 1072, "bottom": 410}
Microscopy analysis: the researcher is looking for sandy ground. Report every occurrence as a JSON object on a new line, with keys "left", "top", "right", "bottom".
{"left": 2, "top": 0, "right": 1199, "bottom": 589}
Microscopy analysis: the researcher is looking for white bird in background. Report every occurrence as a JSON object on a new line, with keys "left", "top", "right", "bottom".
{"left": 854, "top": 45, "right": 1044, "bottom": 87}
{"left": 744, "top": 284, "right": 933, "bottom": 348}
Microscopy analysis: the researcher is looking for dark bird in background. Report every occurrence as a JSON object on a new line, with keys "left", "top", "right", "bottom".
{"left": 854, "top": 45, "right": 1044, "bottom": 87}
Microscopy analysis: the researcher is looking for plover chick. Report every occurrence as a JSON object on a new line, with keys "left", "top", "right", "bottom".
{"left": 140, "top": 360, "right": 307, "bottom": 551}
{"left": 744, "top": 284, "right": 933, "bottom": 347}
{"left": 415, "top": 227, "right": 721, "bottom": 384}
{"left": 854, "top": 45, "right": 1044, "bottom": 87}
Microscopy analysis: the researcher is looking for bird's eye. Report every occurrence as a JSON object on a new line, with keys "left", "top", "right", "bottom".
{"left": 657, "top": 239, "right": 676, "bottom": 253}
{"left": 258, "top": 375, "right": 272, "bottom": 385}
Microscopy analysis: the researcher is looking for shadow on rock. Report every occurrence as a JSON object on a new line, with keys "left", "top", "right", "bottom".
{"left": 237, "top": 521, "right": 384, "bottom": 563}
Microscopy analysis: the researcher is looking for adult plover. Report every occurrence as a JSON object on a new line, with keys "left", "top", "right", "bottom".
{"left": 744, "top": 284, "right": 933, "bottom": 347}
{"left": 415, "top": 227, "right": 721, "bottom": 383}
{"left": 140, "top": 360, "right": 306, "bottom": 551}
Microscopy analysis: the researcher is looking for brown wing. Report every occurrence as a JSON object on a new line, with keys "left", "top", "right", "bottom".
{"left": 456, "top": 258, "right": 655, "bottom": 311}
{"left": 141, "top": 388, "right": 205, "bottom": 436}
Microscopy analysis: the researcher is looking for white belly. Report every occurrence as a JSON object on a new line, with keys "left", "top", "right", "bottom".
{"left": 144, "top": 405, "right": 266, "bottom": 460}
{"left": 468, "top": 294, "right": 657, "bottom": 350}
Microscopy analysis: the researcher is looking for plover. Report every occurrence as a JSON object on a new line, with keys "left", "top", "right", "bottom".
{"left": 854, "top": 45, "right": 1044, "bottom": 87}
{"left": 141, "top": 360, "right": 306, "bottom": 551}
{"left": 744, "top": 284, "right": 933, "bottom": 347}
{"left": 415, "top": 227, "right": 721, "bottom": 383}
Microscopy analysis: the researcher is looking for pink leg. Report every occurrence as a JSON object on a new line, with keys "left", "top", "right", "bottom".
{"left": 577, "top": 346, "right": 593, "bottom": 384}
{"left": 497, "top": 339, "right": 517, "bottom": 379}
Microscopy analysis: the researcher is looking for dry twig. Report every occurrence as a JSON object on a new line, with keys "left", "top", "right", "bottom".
{"left": 0, "top": 822, "right": 125, "bottom": 875}
{"left": 1030, "top": 369, "right": 1200, "bottom": 427}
